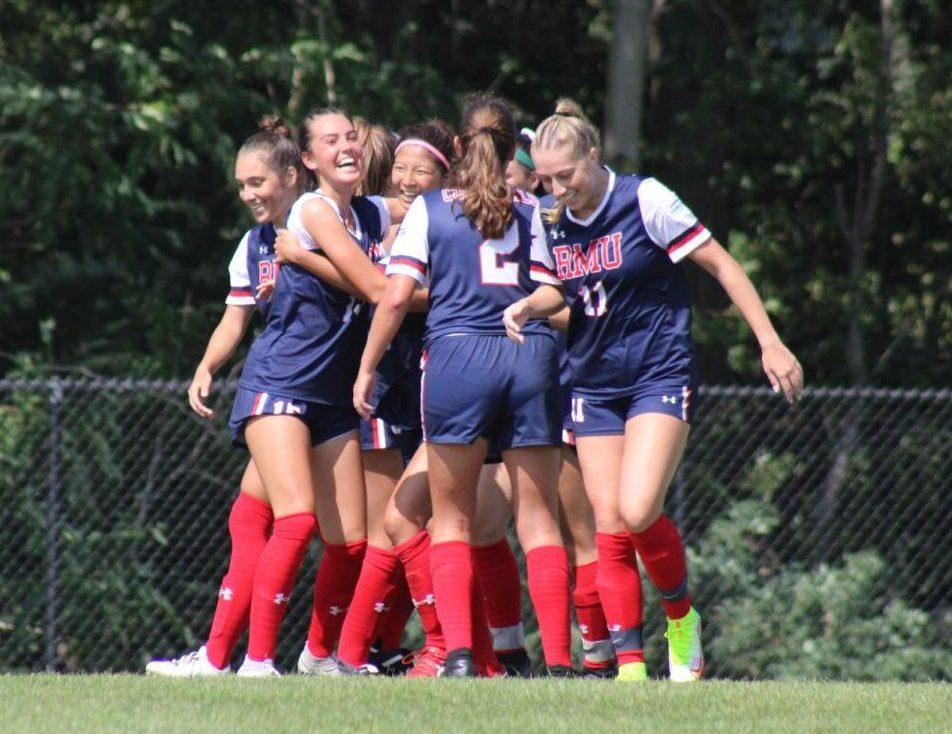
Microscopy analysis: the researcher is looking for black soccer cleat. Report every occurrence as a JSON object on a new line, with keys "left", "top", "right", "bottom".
{"left": 496, "top": 648, "right": 534, "bottom": 678}
{"left": 580, "top": 663, "right": 618, "bottom": 679}
{"left": 442, "top": 648, "right": 476, "bottom": 678}
{"left": 546, "top": 665, "right": 577, "bottom": 678}
{"left": 369, "top": 647, "right": 412, "bottom": 676}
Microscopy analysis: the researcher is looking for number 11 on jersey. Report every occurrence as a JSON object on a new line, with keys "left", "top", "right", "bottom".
{"left": 580, "top": 282, "right": 608, "bottom": 317}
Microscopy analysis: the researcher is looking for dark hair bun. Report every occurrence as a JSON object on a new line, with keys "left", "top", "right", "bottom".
{"left": 258, "top": 114, "right": 293, "bottom": 139}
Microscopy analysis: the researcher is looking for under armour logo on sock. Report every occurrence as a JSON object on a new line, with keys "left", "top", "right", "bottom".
{"left": 272, "top": 593, "right": 290, "bottom": 605}
{"left": 329, "top": 605, "right": 347, "bottom": 616}
{"left": 218, "top": 587, "right": 234, "bottom": 601}
{"left": 412, "top": 593, "right": 435, "bottom": 608}
{"left": 373, "top": 602, "right": 389, "bottom": 614}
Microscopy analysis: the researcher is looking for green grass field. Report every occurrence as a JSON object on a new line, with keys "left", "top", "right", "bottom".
{"left": 5, "top": 676, "right": 950, "bottom": 734}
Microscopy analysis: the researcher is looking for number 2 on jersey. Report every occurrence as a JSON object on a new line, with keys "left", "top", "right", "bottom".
{"left": 580, "top": 281, "right": 608, "bottom": 317}
{"left": 479, "top": 234, "right": 520, "bottom": 286}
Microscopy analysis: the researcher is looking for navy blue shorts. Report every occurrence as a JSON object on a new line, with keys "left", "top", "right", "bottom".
{"left": 229, "top": 387, "right": 358, "bottom": 447}
{"left": 571, "top": 384, "right": 696, "bottom": 438}
{"left": 421, "top": 333, "right": 561, "bottom": 450}
{"left": 359, "top": 415, "right": 423, "bottom": 456}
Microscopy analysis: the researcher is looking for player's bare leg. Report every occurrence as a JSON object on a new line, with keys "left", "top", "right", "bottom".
{"left": 575, "top": 432, "right": 645, "bottom": 680}
{"left": 621, "top": 413, "right": 702, "bottom": 681}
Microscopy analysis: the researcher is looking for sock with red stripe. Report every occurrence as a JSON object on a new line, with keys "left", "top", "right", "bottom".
{"left": 429, "top": 540, "right": 474, "bottom": 652}
{"left": 473, "top": 539, "right": 525, "bottom": 652}
{"left": 305, "top": 538, "right": 367, "bottom": 657}
{"left": 206, "top": 492, "right": 274, "bottom": 669}
{"left": 595, "top": 531, "right": 644, "bottom": 666}
{"left": 572, "top": 561, "right": 615, "bottom": 670}
{"left": 393, "top": 530, "right": 445, "bottom": 651}
{"left": 375, "top": 569, "right": 413, "bottom": 650}
{"left": 525, "top": 545, "right": 572, "bottom": 668}
{"left": 246, "top": 512, "right": 316, "bottom": 661}
{"left": 630, "top": 515, "right": 691, "bottom": 620}
{"left": 335, "top": 544, "right": 399, "bottom": 667}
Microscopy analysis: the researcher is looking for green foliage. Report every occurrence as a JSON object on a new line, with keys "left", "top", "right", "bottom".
{"left": 690, "top": 500, "right": 951, "bottom": 681}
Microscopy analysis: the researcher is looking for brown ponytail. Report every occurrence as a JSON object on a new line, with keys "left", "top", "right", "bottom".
{"left": 449, "top": 93, "right": 517, "bottom": 239}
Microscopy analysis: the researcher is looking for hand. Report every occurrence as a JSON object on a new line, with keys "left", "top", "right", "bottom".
{"left": 274, "top": 228, "right": 302, "bottom": 265}
{"left": 503, "top": 298, "right": 531, "bottom": 344}
{"left": 255, "top": 279, "right": 275, "bottom": 301}
{"left": 353, "top": 370, "right": 376, "bottom": 420}
{"left": 187, "top": 368, "right": 215, "bottom": 418}
{"left": 761, "top": 341, "right": 804, "bottom": 404}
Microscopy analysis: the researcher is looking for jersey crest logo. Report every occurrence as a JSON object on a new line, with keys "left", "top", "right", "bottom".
{"left": 552, "top": 232, "right": 623, "bottom": 280}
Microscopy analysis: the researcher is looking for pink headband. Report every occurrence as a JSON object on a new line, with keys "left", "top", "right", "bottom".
{"left": 395, "top": 139, "right": 451, "bottom": 171}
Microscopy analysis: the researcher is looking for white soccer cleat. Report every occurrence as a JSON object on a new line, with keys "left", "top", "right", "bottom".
{"left": 665, "top": 607, "right": 705, "bottom": 682}
{"left": 145, "top": 645, "right": 230, "bottom": 678}
{"left": 296, "top": 646, "right": 343, "bottom": 676}
{"left": 236, "top": 656, "right": 281, "bottom": 677}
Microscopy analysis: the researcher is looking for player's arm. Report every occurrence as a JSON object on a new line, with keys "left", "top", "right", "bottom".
{"left": 688, "top": 238, "right": 804, "bottom": 403}
{"left": 354, "top": 274, "right": 417, "bottom": 418}
{"left": 301, "top": 199, "right": 388, "bottom": 304}
{"left": 273, "top": 227, "right": 359, "bottom": 295}
{"left": 548, "top": 306, "right": 570, "bottom": 333}
{"left": 189, "top": 305, "right": 255, "bottom": 418}
{"left": 503, "top": 285, "right": 566, "bottom": 344}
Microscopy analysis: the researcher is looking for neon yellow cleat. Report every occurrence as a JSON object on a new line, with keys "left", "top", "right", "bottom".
{"left": 665, "top": 607, "right": 705, "bottom": 682}
{"left": 616, "top": 661, "right": 648, "bottom": 682}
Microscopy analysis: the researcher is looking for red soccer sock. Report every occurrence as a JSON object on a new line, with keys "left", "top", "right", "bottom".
{"left": 572, "top": 561, "right": 615, "bottom": 670}
{"left": 393, "top": 530, "right": 444, "bottom": 651}
{"left": 473, "top": 539, "right": 524, "bottom": 652}
{"left": 471, "top": 577, "right": 503, "bottom": 676}
{"left": 205, "top": 492, "right": 274, "bottom": 668}
{"left": 335, "top": 544, "right": 399, "bottom": 667}
{"left": 375, "top": 569, "right": 413, "bottom": 650}
{"left": 525, "top": 545, "right": 572, "bottom": 668}
{"left": 430, "top": 540, "right": 474, "bottom": 652}
{"left": 631, "top": 515, "right": 692, "bottom": 620}
{"left": 305, "top": 538, "right": 367, "bottom": 657}
{"left": 206, "top": 492, "right": 274, "bottom": 669}
{"left": 246, "top": 512, "right": 316, "bottom": 661}
{"left": 595, "top": 531, "right": 644, "bottom": 666}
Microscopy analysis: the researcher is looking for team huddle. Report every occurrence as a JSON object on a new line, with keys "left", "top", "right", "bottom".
{"left": 146, "top": 93, "right": 804, "bottom": 680}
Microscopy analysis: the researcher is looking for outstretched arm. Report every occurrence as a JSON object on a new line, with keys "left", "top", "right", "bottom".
{"left": 688, "top": 238, "right": 804, "bottom": 402}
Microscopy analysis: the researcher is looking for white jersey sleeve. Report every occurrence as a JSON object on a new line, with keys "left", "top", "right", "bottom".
{"left": 386, "top": 196, "right": 429, "bottom": 285}
{"left": 638, "top": 178, "right": 711, "bottom": 263}
{"left": 285, "top": 192, "right": 321, "bottom": 251}
{"left": 225, "top": 231, "right": 256, "bottom": 306}
{"left": 528, "top": 205, "right": 561, "bottom": 286}
{"left": 366, "top": 195, "right": 392, "bottom": 236}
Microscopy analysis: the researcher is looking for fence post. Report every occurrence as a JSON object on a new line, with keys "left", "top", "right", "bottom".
{"left": 45, "top": 378, "right": 63, "bottom": 672}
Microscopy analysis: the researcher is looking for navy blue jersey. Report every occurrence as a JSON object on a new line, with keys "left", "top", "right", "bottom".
{"left": 226, "top": 224, "right": 278, "bottom": 318}
{"left": 548, "top": 170, "right": 711, "bottom": 399}
{"left": 367, "top": 241, "right": 426, "bottom": 427}
{"left": 387, "top": 188, "right": 560, "bottom": 345}
{"left": 237, "top": 191, "right": 389, "bottom": 404}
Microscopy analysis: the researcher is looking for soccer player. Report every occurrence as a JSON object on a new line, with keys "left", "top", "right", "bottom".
{"left": 355, "top": 93, "right": 573, "bottom": 678}
{"left": 333, "top": 120, "right": 456, "bottom": 676}
{"left": 145, "top": 116, "right": 335, "bottom": 676}
{"left": 504, "top": 99, "right": 804, "bottom": 682}
{"left": 225, "top": 107, "right": 410, "bottom": 677}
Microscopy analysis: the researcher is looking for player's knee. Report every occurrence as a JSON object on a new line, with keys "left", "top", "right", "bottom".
{"left": 621, "top": 504, "right": 662, "bottom": 534}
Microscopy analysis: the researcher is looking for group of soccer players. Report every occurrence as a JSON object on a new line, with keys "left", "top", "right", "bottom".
{"left": 146, "top": 92, "right": 804, "bottom": 680}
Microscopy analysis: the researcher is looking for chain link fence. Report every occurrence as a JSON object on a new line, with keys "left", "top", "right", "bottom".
{"left": 0, "top": 379, "right": 949, "bottom": 677}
